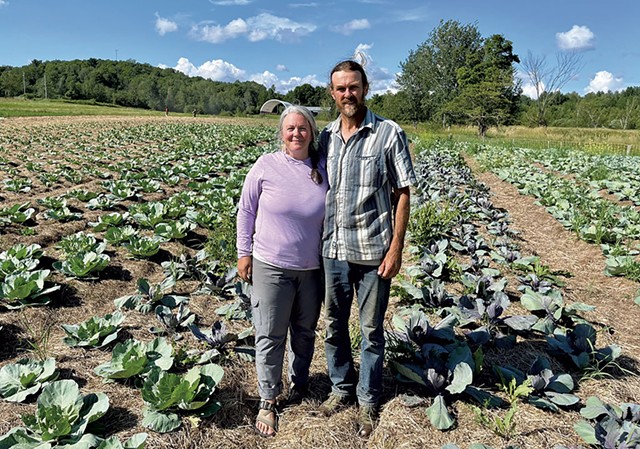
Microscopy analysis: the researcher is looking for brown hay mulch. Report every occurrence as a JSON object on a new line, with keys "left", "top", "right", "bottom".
{"left": 1, "top": 118, "right": 639, "bottom": 449}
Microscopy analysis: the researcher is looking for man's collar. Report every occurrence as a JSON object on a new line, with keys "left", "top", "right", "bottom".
{"left": 329, "top": 108, "right": 376, "bottom": 133}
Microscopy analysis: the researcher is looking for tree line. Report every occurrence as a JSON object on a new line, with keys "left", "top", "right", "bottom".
{"left": 0, "top": 58, "right": 327, "bottom": 117}
{"left": 371, "top": 20, "right": 640, "bottom": 133}
{"left": 1, "top": 20, "right": 639, "bottom": 133}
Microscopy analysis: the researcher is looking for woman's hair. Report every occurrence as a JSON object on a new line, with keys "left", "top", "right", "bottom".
{"left": 278, "top": 105, "right": 323, "bottom": 185}
{"left": 328, "top": 59, "right": 369, "bottom": 91}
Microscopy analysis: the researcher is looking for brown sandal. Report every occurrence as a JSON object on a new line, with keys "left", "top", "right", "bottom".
{"left": 254, "top": 399, "right": 278, "bottom": 437}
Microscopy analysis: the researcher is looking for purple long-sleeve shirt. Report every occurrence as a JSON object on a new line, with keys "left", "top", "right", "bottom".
{"left": 236, "top": 151, "right": 328, "bottom": 270}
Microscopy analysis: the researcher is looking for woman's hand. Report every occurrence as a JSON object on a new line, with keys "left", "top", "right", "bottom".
{"left": 238, "top": 256, "right": 253, "bottom": 283}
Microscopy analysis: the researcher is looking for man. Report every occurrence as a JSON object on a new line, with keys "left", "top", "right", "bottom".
{"left": 317, "top": 60, "right": 416, "bottom": 438}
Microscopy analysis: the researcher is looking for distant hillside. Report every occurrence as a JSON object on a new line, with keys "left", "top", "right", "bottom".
{"left": 0, "top": 59, "right": 324, "bottom": 116}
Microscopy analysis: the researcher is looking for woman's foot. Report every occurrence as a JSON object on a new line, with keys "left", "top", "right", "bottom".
{"left": 255, "top": 399, "right": 278, "bottom": 437}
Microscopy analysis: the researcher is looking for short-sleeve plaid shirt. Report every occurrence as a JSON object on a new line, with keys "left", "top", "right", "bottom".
{"left": 320, "top": 108, "right": 416, "bottom": 261}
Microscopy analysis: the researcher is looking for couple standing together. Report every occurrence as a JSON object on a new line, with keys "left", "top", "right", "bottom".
{"left": 236, "top": 60, "right": 417, "bottom": 438}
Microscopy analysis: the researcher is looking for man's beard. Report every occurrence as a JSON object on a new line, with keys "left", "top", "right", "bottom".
{"left": 341, "top": 100, "right": 362, "bottom": 118}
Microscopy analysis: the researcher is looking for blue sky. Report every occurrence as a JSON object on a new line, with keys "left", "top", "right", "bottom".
{"left": 1, "top": 0, "right": 639, "bottom": 97}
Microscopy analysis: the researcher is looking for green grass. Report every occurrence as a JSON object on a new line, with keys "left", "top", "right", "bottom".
{"left": 3, "top": 97, "right": 640, "bottom": 155}
{"left": 410, "top": 123, "right": 640, "bottom": 155}
{"left": 0, "top": 98, "right": 166, "bottom": 118}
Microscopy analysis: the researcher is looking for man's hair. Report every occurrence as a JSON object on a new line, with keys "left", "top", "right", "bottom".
{"left": 328, "top": 60, "right": 369, "bottom": 90}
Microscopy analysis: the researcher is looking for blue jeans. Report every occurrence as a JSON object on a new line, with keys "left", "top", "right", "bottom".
{"left": 323, "top": 257, "right": 391, "bottom": 406}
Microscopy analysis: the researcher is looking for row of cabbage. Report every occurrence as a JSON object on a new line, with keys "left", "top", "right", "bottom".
{"left": 465, "top": 143, "right": 640, "bottom": 290}
{"left": 1, "top": 123, "right": 274, "bottom": 308}
{"left": 385, "top": 139, "right": 638, "bottom": 448}
{"left": 0, "top": 122, "right": 269, "bottom": 193}
{"left": 0, "top": 122, "right": 271, "bottom": 448}
{"left": 0, "top": 254, "right": 256, "bottom": 447}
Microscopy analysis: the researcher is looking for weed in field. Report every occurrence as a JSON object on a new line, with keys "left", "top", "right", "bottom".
{"left": 473, "top": 378, "right": 533, "bottom": 441}
{"left": 202, "top": 210, "right": 237, "bottom": 268}
{"left": 349, "top": 321, "right": 362, "bottom": 357}
{"left": 408, "top": 201, "right": 460, "bottom": 248}
{"left": 16, "top": 311, "right": 56, "bottom": 361}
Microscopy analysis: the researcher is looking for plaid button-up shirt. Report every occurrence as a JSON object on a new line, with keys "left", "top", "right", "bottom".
{"left": 320, "top": 109, "right": 416, "bottom": 262}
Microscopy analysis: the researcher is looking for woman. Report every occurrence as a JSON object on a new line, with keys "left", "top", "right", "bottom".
{"left": 236, "top": 105, "right": 327, "bottom": 437}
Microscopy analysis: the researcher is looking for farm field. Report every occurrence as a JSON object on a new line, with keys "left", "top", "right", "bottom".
{"left": 0, "top": 116, "right": 639, "bottom": 449}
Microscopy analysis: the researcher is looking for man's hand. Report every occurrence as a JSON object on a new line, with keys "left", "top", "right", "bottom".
{"left": 377, "top": 244, "right": 402, "bottom": 279}
{"left": 238, "top": 256, "right": 252, "bottom": 283}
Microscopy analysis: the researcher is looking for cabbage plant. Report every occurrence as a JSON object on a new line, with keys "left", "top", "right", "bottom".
{"left": 153, "top": 219, "right": 195, "bottom": 240}
{"left": 0, "top": 379, "right": 109, "bottom": 448}
{"left": 573, "top": 396, "right": 640, "bottom": 448}
{"left": 0, "top": 243, "right": 43, "bottom": 281}
{"left": 0, "top": 357, "right": 59, "bottom": 402}
{"left": 44, "top": 205, "right": 83, "bottom": 222}
{"left": 396, "top": 278, "right": 453, "bottom": 310}
{"left": 130, "top": 202, "right": 170, "bottom": 228}
{"left": 88, "top": 212, "right": 129, "bottom": 231}
{"left": 0, "top": 201, "right": 35, "bottom": 225}
{"left": 151, "top": 303, "right": 195, "bottom": 339}
{"left": 103, "top": 225, "right": 138, "bottom": 245}
{"left": 188, "top": 321, "right": 255, "bottom": 364}
{"left": 62, "top": 311, "right": 125, "bottom": 348}
{"left": 95, "top": 337, "right": 174, "bottom": 383}
{"left": 123, "top": 236, "right": 162, "bottom": 259}
{"left": 87, "top": 194, "right": 117, "bottom": 210}
{"left": 53, "top": 251, "right": 111, "bottom": 280}
{"left": 1, "top": 243, "right": 43, "bottom": 262}
{"left": 546, "top": 323, "right": 621, "bottom": 372}
{"left": 141, "top": 363, "right": 224, "bottom": 433}
{"left": 0, "top": 269, "right": 61, "bottom": 309}
{"left": 452, "top": 293, "right": 537, "bottom": 349}
{"left": 56, "top": 232, "right": 105, "bottom": 255}
{"left": 386, "top": 311, "right": 496, "bottom": 430}
{"left": 114, "top": 277, "right": 187, "bottom": 313}
{"left": 520, "top": 287, "right": 594, "bottom": 334}
{"left": 93, "top": 433, "right": 148, "bottom": 449}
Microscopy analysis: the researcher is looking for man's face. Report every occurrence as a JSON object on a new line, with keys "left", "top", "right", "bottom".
{"left": 330, "top": 70, "right": 368, "bottom": 118}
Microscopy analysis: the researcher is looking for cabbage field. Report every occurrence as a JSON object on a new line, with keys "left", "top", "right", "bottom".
{"left": 0, "top": 116, "right": 639, "bottom": 449}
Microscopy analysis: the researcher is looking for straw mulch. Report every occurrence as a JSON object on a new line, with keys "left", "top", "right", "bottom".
{"left": 1, "top": 117, "right": 639, "bottom": 449}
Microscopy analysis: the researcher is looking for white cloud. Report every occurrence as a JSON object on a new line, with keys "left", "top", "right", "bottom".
{"left": 556, "top": 25, "right": 595, "bottom": 51}
{"left": 155, "top": 13, "right": 178, "bottom": 36}
{"left": 251, "top": 71, "right": 323, "bottom": 92}
{"left": 168, "top": 44, "right": 398, "bottom": 95}
{"left": 584, "top": 71, "right": 624, "bottom": 94}
{"left": 171, "top": 57, "right": 321, "bottom": 93}
{"left": 0, "top": 1, "right": 8, "bottom": 6}
{"left": 350, "top": 44, "right": 398, "bottom": 95}
{"left": 173, "top": 57, "right": 246, "bottom": 82}
{"left": 191, "top": 18, "right": 248, "bottom": 43}
{"left": 516, "top": 70, "right": 546, "bottom": 99}
{"left": 330, "top": 19, "right": 371, "bottom": 35}
{"left": 521, "top": 80, "right": 544, "bottom": 99}
{"left": 191, "top": 13, "right": 315, "bottom": 44}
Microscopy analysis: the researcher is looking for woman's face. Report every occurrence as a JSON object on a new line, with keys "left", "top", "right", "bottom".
{"left": 282, "top": 112, "right": 312, "bottom": 160}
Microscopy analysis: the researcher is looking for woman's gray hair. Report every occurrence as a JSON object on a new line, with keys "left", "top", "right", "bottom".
{"left": 278, "top": 105, "right": 319, "bottom": 143}
{"left": 277, "top": 105, "right": 323, "bottom": 185}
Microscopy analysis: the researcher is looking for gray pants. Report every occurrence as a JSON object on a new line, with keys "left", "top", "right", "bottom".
{"left": 251, "top": 259, "right": 323, "bottom": 400}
